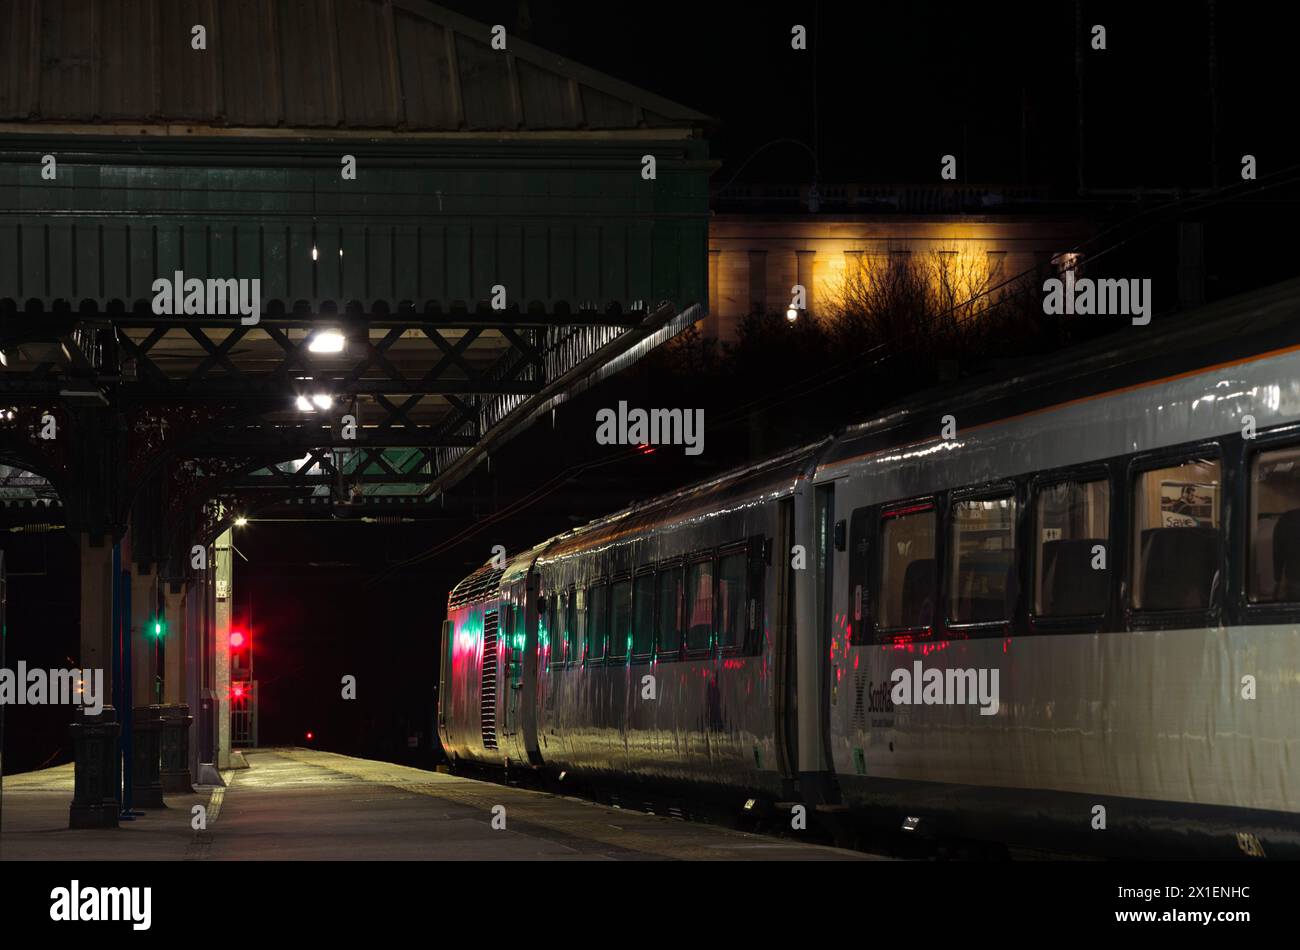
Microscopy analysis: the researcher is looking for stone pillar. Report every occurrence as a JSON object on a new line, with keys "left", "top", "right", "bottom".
{"left": 163, "top": 586, "right": 185, "bottom": 705}
{"left": 160, "top": 584, "right": 193, "bottom": 793}
{"left": 191, "top": 557, "right": 225, "bottom": 787}
{"left": 77, "top": 535, "right": 115, "bottom": 698}
{"left": 747, "top": 249, "right": 768, "bottom": 324}
{"left": 185, "top": 576, "right": 205, "bottom": 781}
{"left": 127, "top": 562, "right": 165, "bottom": 806}
{"left": 796, "top": 249, "right": 816, "bottom": 317}
{"left": 214, "top": 530, "right": 233, "bottom": 770}
{"left": 705, "top": 248, "right": 722, "bottom": 338}
{"left": 131, "top": 564, "right": 160, "bottom": 708}
{"left": 69, "top": 535, "right": 119, "bottom": 829}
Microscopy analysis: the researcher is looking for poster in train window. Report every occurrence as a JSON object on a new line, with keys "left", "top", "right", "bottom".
{"left": 1159, "top": 481, "right": 1219, "bottom": 528}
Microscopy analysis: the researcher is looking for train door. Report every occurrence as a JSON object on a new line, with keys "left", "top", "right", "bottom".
{"left": 814, "top": 483, "right": 840, "bottom": 801}
{"left": 773, "top": 497, "right": 798, "bottom": 797}
{"left": 794, "top": 477, "right": 839, "bottom": 804}
{"left": 521, "top": 569, "right": 542, "bottom": 766}
{"left": 436, "top": 619, "right": 451, "bottom": 745}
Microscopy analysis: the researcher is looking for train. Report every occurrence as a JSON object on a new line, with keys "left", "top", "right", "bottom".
{"left": 437, "top": 277, "right": 1300, "bottom": 859}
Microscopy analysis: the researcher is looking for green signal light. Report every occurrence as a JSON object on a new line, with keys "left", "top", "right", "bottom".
{"left": 152, "top": 618, "right": 166, "bottom": 638}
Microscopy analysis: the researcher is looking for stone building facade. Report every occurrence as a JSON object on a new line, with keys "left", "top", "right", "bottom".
{"left": 702, "top": 185, "right": 1097, "bottom": 341}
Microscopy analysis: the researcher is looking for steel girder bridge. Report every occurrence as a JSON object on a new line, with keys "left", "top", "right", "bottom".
{"left": 0, "top": 0, "right": 712, "bottom": 828}
{"left": 0, "top": 303, "right": 699, "bottom": 571}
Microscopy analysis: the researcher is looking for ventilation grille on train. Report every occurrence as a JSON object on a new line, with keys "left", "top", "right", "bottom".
{"left": 481, "top": 609, "right": 499, "bottom": 751}
{"left": 852, "top": 669, "right": 868, "bottom": 730}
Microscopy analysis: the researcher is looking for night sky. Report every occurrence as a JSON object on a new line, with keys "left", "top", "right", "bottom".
{"left": 444, "top": 0, "right": 1293, "bottom": 190}
{"left": 4, "top": 1, "right": 1298, "bottom": 771}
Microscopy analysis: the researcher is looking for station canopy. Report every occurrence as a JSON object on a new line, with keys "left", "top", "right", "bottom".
{"left": 0, "top": 0, "right": 713, "bottom": 520}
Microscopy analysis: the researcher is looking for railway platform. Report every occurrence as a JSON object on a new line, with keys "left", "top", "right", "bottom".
{"left": 0, "top": 748, "right": 879, "bottom": 861}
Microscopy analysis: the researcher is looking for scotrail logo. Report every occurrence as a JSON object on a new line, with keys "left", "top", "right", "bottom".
{"left": 0, "top": 664, "right": 104, "bottom": 715}
{"left": 49, "top": 881, "right": 152, "bottom": 931}
{"left": 890, "top": 661, "right": 1000, "bottom": 716}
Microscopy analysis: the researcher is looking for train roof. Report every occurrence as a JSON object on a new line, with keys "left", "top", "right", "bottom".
{"left": 537, "top": 441, "right": 823, "bottom": 563}
{"left": 447, "top": 562, "right": 507, "bottom": 609}
{"left": 501, "top": 541, "right": 552, "bottom": 588}
{"left": 447, "top": 444, "right": 822, "bottom": 603}
{"left": 819, "top": 274, "right": 1300, "bottom": 470}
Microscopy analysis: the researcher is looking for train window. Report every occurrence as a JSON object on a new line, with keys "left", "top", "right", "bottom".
{"left": 586, "top": 583, "right": 607, "bottom": 661}
{"left": 632, "top": 573, "right": 655, "bottom": 657}
{"left": 1132, "top": 459, "right": 1223, "bottom": 610}
{"left": 503, "top": 603, "right": 523, "bottom": 686}
{"left": 717, "top": 550, "right": 748, "bottom": 649}
{"left": 950, "top": 494, "right": 1018, "bottom": 624}
{"left": 1249, "top": 446, "right": 1300, "bottom": 602}
{"left": 877, "top": 503, "right": 936, "bottom": 631}
{"left": 686, "top": 558, "right": 714, "bottom": 652}
{"left": 1034, "top": 479, "right": 1110, "bottom": 616}
{"left": 545, "top": 592, "right": 559, "bottom": 664}
{"left": 609, "top": 578, "right": 632, "bottom": 659}
{"left": 564, "top": 588, "right": 577, "bottom": 664}
{"left": 656, "top": 567, "right": 683, "bottom": 657}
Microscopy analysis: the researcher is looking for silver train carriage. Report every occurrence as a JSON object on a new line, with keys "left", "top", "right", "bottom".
{"left": 438, "top": 279, "right": 1300, "bottom": 858}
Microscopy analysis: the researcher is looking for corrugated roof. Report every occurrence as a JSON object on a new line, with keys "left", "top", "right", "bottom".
{"left": 447, "top": 561, "right": 506, "bottom": 608}
{"left": 0, "top": 0, "right": 711, "bottom": 133}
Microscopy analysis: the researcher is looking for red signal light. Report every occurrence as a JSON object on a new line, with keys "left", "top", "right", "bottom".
{"left": 231, "top": 683, "right": 246, "bottom": 699}
{"left": 229, "top": 630, "right": 246, "bottom": 649}
{"left": 306, "top": 731, "right": 314, "bottom": 741}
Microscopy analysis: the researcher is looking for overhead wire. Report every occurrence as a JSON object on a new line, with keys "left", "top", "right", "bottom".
{"left": 368, "top": 160, "right": 1300, "bottom": 580}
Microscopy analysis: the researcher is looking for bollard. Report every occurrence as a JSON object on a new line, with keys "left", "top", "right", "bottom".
{"left": 68, "top": 707, "right": 121, "bottom": 829}
{"left": 159, "top": 704, "right": 195, "bottom": 794}
{"left": 131, "top": 705, "right": 167, "bottom": 808}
